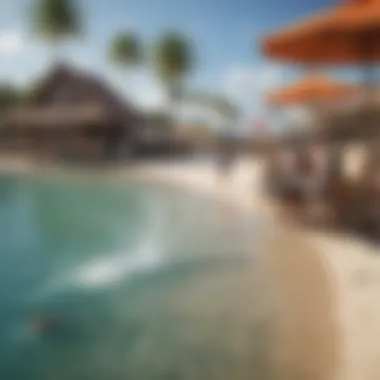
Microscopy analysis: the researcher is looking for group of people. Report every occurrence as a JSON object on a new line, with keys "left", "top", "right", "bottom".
{"left": 266, "top": 142, "right": 341, "bottom": 224}
{"left": 266, "top": 140, "right": 380, "bottom": 240}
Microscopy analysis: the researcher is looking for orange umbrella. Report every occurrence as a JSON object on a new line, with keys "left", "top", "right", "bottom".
{"left": 262, "top": 0, "right": 380, "bottom": 65}
{"left": 267, "top": 74, "right": 358, "bottom": 106}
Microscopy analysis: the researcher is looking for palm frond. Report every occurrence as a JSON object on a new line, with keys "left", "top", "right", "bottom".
{"left": 32, "top": 0, "right": 81, "bottom": 42}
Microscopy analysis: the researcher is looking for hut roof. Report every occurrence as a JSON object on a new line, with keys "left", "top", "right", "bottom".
{"left": 5, "top": 62, "right": 141, "bottom": 129}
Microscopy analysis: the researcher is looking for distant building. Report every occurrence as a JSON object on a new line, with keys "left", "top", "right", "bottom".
{"left": 134, "top": 111, "right": 187, "bottom": 157}
{"left": 0, "top": 63, "right": 141, "bottom": 162}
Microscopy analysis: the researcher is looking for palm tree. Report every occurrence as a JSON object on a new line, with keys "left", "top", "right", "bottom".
{"left": 31, "top": 0, "right": 81, "bottom": 59}
{"left": 109, "top": 32, "right": 143, "bottom": 98}
{"left": 109, "top": 32, "right": 143, "bottom": 69}
{"left": 153, "top": 31, "right": 194, "bottom": 121}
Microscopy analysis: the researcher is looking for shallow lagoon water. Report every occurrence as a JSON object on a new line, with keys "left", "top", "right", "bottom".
{"left": 0, "top": 174, "right": 271, "bottom": 380}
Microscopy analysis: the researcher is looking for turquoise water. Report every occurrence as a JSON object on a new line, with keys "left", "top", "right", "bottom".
{"left": 0, "top": 174, "right": 270, "bottom": 380}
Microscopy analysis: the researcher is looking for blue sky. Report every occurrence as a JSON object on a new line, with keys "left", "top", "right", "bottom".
{"left": 0, "top": 0, "right": 344, "bottom": 129}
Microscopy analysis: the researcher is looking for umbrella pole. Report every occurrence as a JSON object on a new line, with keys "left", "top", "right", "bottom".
{"left": 360, "top": 32, "right": 377, "bottom": 140}
{"left": 363, "top": 64, "right": 376, "bottom": 104}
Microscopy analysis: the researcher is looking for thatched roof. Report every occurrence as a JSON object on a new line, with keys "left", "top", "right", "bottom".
{"left": 30, "top": 63, "right": 138, "bottom": 120}
{"left": 1, "top": 62, "right": 142, "bottom": 130}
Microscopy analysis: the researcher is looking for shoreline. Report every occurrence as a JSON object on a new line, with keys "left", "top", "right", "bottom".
{"left": 0, "top": 155, "right": 375, "bottom": 380}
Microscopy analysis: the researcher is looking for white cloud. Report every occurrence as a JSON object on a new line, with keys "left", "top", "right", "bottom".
{"left": 225, "top": 66, "right": 282, "bottom": 95}
{"left": 109, "top": 69, "right": 223, "bottom": 127}
{"left": 108, "top": 64, "right": 285, "bottom": 132}
{"left": 130, "top": 77, "right": 223, "bottom": 127}
{"left": 177, "top": 103, "right": 223, "bottom": 128}
{"left": 0, "top": 31, "right": 24, "bottom": 55}
{"left": 118, "top": 65, "right": 286, "bottom": 130}
{"left": 112, "top": 64, "right": 284, "bottom": 125}
{"left": 223, "top": 64, "right": 284, "bottom": 103}
{"left": 107, "top": 68, "right": 166, "bottom": 112}
{"left": 220, "top": 64, "right": 285, "bottom": 134}
{"left": 131, "top": 71, "right": 166, "bottom": 111}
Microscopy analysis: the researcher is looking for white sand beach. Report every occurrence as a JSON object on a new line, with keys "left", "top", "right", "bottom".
{"left": 136, "top": 157, "right": 341, "bottom": 380}
{"left": 1, "top": 154, "right": 380, "bottom": 380}
{"left": 135, "top": 156, "right": 380, "bottom": 380}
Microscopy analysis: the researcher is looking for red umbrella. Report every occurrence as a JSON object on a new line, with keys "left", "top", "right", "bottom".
{"left": 267, "top": 74, "right": 358, "bottom": 107}
{"left": 262, "top": 0, "right": 380, "bottom": 66}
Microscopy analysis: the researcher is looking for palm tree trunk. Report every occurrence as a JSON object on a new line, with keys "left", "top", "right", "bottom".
{"left": 166, "top": 82, "right": 180, "bottom": 129}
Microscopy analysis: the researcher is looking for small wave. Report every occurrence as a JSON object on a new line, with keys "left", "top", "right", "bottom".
{"left": 28, "top": 234, "right": 164, "bottom": 305}
{"left": 75, "top": 198, "right": 165, "bottom": 288}
{"left": 29, "top": 197, "right": 165, "bottom": 299}
{"left": 74, "top": 239, "right": 162, "bottom": 287}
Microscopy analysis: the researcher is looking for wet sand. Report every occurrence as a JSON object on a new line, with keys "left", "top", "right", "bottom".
{"left": 261, "top": 227, "right": 339, "bottom": 380}
{"left": 309, "top": 232, "right": 380, "bottom": 380}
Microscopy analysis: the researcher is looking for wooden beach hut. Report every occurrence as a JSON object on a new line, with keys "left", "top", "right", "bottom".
{"left": 0, "top": 63, "right": 141, "bottom": 162}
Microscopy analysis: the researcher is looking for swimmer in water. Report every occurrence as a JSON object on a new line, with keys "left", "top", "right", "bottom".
{"left": 30, "top": 316, "right": 61, "bottom": 334}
